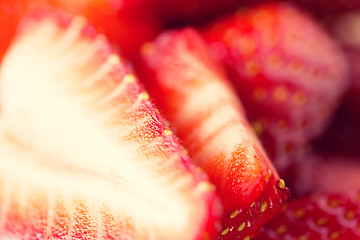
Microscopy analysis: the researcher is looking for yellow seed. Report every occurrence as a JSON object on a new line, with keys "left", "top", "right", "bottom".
{"left": 124, "top": 74, "right": 136, "bottom": 83}
{"left": 298, "top": 234, "right": 309, "bottom": 240}
{"left": 292, "top": 91, "right": 307, "bottom": 106}
{"left": 243, "top": 236, "right": 250, "bottom": 240}
{"left": 289, "top": 60, "right": 303, "bottom": 76}
{"left": 237, "top": 222, "right": 246, "bottom": 232}
{"left": 230, "top": 210, "right": 239, "bottom": 219}
{"left": 252, "top": 121, "right": 264, "bottom": 136}
{"left": 164, "top": 129, "right": 173, "bottom": 135}
{"left": 294, "top": 208, "right": 306, "bottom": 219}
{"left": 252, "top": 88, "right": 267, "bottom": 102}
{"left": 197, "top": 181, "right": 215, "bottom": 192}
{"left": 139, "top": 92, "right": 149, "bottom": 100}
{"left": 261, "top": 201, "right": 268, "bottom": 213}
{"left": 345, "top": 210, "right": 355, "bottom": 220}
{"left": 262, "top": 29, "right": 278, "bottom": 47}
{"left": 252, "top": 9, "right": 273, "bottom": 29}
{"left": 221, "top": 228, "right": 229, "bottom": 235}
{"left": 245, "top": 60, "right": 260, "bottom": 78}
{"left": 265, "top": 170, "right": 272, "bottom": 181}
{"left": 329, "top": 231, "right": 340, "bottom": 239}
{"left": 316, "top": 218, "right": 327, "bottom": 226}
{"left": 276, "top": 119, "right": 288, "bottom": 131}
{"left": 237, "top": 36, "right": 256, "bottom": 56}
{"left": 276, "top": 225, "right": 287, "bottom": 235}
{"left": 108, "top": 54, "right": 120, "bottom": 65}
{"left": 268, "top": 54, "right": 283, "bottom": 69}
{"left": 72, "top": 16, "right": 87, "bottom": 29}
{"left": 273, "top": 86, "right": 288, "bottom": 103}
{"left": 141, "top": 42, "right": 155, "bottom": 56}
{"left": 250, "top": 202, "right": 255, "bottom": 208}
{"left": 278, "top": 179, "right": 286, "bottom": 189}
{"left": 328, "top": 198, "right": 340, "bottom": 208}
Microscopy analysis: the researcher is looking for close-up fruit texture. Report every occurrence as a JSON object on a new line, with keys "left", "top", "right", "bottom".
{"left": 0, "top": 0, "right": 359, "bottom": 240}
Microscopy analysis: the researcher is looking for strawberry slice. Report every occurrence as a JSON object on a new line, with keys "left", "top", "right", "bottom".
{"left": 0, "top": 8, "right": 222, "bottom": 240}
{"left": 202, "top": 3, "right": 349, "bottom": 175}
{"left": 137, "top": 28, "right": 289, "bottom": 239}
{"left": 253, "top": 191, "right": 360, "bottom": 240}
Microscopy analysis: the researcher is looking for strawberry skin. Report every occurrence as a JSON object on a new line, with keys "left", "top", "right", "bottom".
{"left": 0, "top": 7, "right": 221, "bottom": 240}
{"left": 290, "top": 152, "right": 360, "bottom": 196}
{"left": 202, "top": 3, "right": 349, "bottom": 175}
{"left": 253, "top": 191, "right": 360, "bottom": 240}
{"left": 327, "top": 10, "right": 360, "bottom": 124}
{"left": 138, "top": 28, "right": 289, "bottom": 239}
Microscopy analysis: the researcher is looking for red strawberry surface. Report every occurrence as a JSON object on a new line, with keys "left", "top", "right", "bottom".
{"left": 203, "top": 3, "right": 349, "bottom": 176}
{"left": 138, "top": 28, "right": 289, "bottom": 239}
{"left": 253, "top": 191, "right": 360, "bottom": 240}
{"left": 0, "top": 8, "right": 222, "bottom": 240}
{"left": 289, "top": 152, "right": 360, "bottom": 196}
{"left": 313, "top": 107, "right": 360, "bottom": 158}
{"left": 326, "top": 10, "right": 360, "bottom": 124}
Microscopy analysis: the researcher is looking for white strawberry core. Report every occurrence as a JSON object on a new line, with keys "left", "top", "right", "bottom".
{"left": 0, "top": 15, "right": 209, "bottom": 240}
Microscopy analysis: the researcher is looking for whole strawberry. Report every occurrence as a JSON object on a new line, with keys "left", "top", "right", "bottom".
{"left": 203, "top": 3, "right": 349, "bottom": 175}
{"left": 253, "top": 191, "right": 360, "bottom": 240}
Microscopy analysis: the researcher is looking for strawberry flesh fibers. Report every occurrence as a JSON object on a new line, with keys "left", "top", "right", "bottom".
{"left": 138, "top": 28, "right": 289, "bottom": 240}
{"left": 0, "top": 8, "right": 222, "bottom": 240}
{"left": 253, "top": 191, "right": 360, "bottom": 240}
{"left": 203, "top": 3, "right": 349, "bottom": 176}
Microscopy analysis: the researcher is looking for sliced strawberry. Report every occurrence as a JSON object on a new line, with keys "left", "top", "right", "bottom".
{"left": 0, "top": 8, "right": 222, "bottom": 240}
{"left": 202, "top": 3, "right": 349, "bottom": 175}
{"left": 137, "top": 28, "right": 289, "bottom": 239}
{"left": 253, "top": 191, "right": 360, "bottom": 240}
